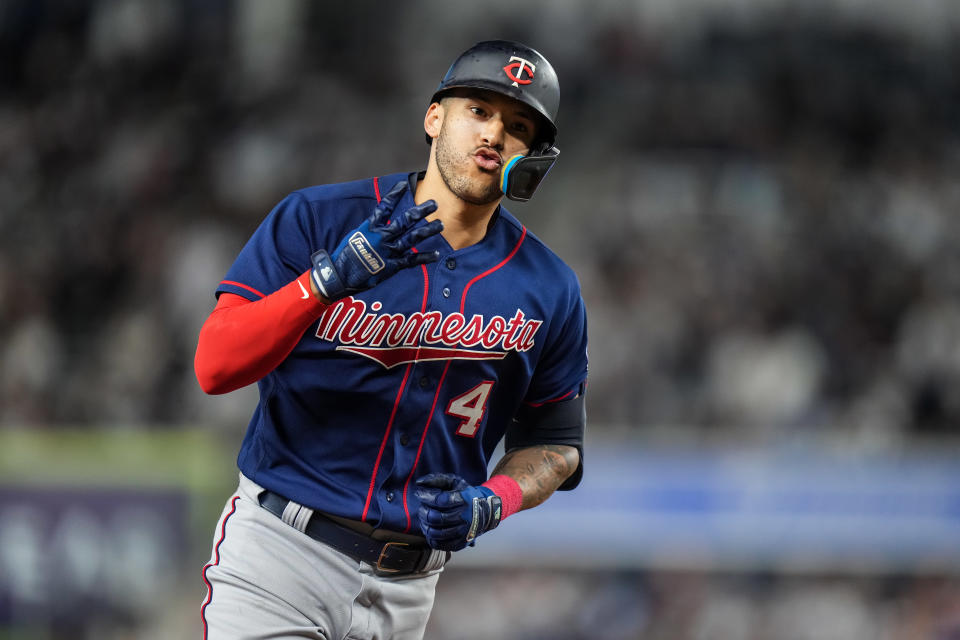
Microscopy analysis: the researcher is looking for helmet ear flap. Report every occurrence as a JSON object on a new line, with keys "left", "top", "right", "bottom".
{"left": 499, "top": 146, "right": 560, "bottom": 202}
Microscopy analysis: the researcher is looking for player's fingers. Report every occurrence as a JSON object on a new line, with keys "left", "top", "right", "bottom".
{"left": 370, "top": 206, "right": 391, "bottom": 229}
{"left": 417, "top": 492, "right": 466, "bottom": 513}
{"left": 438, "top": 490, "right": 467, "bottom": 510}
{"left": 414, "top": 486, "right": 443, "bottom": 503}
{"left": 418, "top": 514, "right": 468, "bottom": 539}
{"left": 370, "top": 181, "right": 408, "bottom": 227}
{"left": 381, "top": 180, "right": 408, "bottom": 207}
{"left": 418, "top": 505, "right": 466, "bottom": 527}
{"left": 387, "top": 221, "right": 444, "bottom": 253}
{"left": 381, "top": 201, "right": 439, "bottom": 238}
{"left": 407, "top": 250, "right": 441, "bottom": 267}
{"left": 402, "top": 200, "right": 437, "bottom": 225}
{"left": 416, "top": 487, "right": 466, "bottom": 510}
{"left": 415, "top": 473, "right": 463, "bottom": 490}
{"left": 391, "top": 249, "right": 438, "bottom": 271}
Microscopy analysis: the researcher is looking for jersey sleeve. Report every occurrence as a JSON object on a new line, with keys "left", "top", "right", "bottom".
{"left": 524, "top": 278, "right": 589, "bottom": 405}
{"left": 195, "top": 273, "right": 326, "bottom": 394}
{"left": 217, "top": 192, "right": 323, "bottom": 301}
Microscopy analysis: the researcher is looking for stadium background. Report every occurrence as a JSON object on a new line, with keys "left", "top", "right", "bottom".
{"left": 1, "top": 0, "right": 959, "bottom": 637}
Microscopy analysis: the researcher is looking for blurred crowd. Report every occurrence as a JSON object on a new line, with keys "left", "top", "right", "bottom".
{"left": 577, "top": 25, "right": 960, "bottom": 450}
{"left": 426, "top": 568, "right": 960, "bottom": 640}
{"left": 4, "top": 1, "right": 960, "bottom": 451}
{"left": 2, "top": 0, "right": 960, "bottom": 451}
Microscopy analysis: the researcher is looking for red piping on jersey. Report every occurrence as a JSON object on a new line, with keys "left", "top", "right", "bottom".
{"left": 361, "top": 361, "right": 414, "bottom": 522}
{"left": 360, "top": 253, "right": 429, "bottom": 523}
{"left": 415, "top": 253, "right": 429, "bottom": 357}
{"left": 459, "top": 226, "right": 527, "bottom": 313}
{"left": 373, "top": 176, "right": 381, "bottom": 202}
{"left": 219, "top": 280, "right": 266, "bottom": 299}
{"left": 402, "top": 359, "right": 453, "bottom": 532}
{"left": 399, "top": 259, "right": 433, "bottom": 528}
{"left": 201, "top": 494, "right": 240, "bottom": 639}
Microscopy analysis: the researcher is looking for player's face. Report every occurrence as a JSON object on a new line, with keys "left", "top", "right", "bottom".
{"left": 433, "top": 90, "right": 539, "bottom": 206}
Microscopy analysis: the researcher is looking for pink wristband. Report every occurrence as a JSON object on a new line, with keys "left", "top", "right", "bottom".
{"left": 481, "top": 474, "right": 523, "bottom": 520}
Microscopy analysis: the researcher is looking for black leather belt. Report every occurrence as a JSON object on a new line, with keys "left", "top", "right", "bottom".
{"left": 258, "top": 490, "right": 441, "bottom": 575}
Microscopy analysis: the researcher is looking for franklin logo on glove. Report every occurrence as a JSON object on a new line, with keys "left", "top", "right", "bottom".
{"left": 348, "top": 232, "right": 385, "bottom": 273}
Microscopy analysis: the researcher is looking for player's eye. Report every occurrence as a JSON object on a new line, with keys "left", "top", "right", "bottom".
{"left": 511, "top": 121, "right": 529, "bottom": 133}
{"left": 469, "top": 106, "right": 486, "bottom": 117}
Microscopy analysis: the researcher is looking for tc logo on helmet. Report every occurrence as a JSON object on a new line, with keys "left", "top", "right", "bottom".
{"left": 503, "top": 56, "right": 536, "bottom": 87}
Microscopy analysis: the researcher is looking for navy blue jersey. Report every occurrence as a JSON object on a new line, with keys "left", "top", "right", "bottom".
{"left": 217, "top": 171, "right": 588, "bottom": 533}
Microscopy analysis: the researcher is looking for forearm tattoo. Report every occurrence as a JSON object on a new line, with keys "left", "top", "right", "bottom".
{"left": 490, "top": 444, "right": 579, "bottom": 511}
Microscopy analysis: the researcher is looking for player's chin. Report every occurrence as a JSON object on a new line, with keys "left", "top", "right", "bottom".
{"left": 461, "top": 173, "right": 503, "bottom": 205}
{"left": 443, "top": 166, "right": 502, "bottom": 205}
{"left": 460, "top": 184, "right": 502, "bottom": 206}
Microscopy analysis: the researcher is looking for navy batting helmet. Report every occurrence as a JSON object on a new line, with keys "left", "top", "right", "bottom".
{"left": 430, "top": 39, "right": 560, "bottom": 146}
{"left": 429, "top": 40, "right": 561, "bottom": 202}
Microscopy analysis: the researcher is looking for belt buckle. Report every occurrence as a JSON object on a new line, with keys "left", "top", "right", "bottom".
{"left": 376, "top": 541, "right": 409, "bottom": 573}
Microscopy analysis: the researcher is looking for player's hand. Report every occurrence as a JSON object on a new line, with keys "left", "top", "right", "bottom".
{"left": 415, "top": 473, "right": 502, "bottom": 551}
{"left": 310, "top": 181, "right": 443, "bottom": 301}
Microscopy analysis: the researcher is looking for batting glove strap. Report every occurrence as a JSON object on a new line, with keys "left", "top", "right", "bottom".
{"left": 466, "top": 488, "right": 502, "bottom": 542}
{"left": 310, "top": 249, "right": 346, "bottom": 301}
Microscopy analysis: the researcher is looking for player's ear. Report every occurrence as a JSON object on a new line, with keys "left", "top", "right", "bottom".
{"left": 424, "top": 102, "right": 443, "bottom": 142}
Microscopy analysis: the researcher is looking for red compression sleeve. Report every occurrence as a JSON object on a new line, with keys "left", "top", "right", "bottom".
{"left": 482, "top": 474, "right": 524, "bottom": 520}
{"left": 194, "top": 271, "right": 326, "bottom": 394}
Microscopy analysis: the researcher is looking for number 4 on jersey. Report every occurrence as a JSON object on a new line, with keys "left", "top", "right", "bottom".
{"left": 446, "top": 381, "right": 494, "bottom": 437}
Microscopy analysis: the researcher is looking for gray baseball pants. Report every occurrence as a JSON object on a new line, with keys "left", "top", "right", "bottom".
{"left": 201, "top": 474, "right": 443, "bottom": 640}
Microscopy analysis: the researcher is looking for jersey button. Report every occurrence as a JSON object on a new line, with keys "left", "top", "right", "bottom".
{"left": 419, "top": 376, "right": 430, "bottom": 389}
{"left": 442, "top": 287, "right": 451, "bottom": 298}
{"left": 386, "top": 492, "right": 395, "bottom": 502}
{"left": 400, "top": 433, "right": 410, "bottom": 446}
{"left": 445, "top": 258, "right": 456, "bottom": 270}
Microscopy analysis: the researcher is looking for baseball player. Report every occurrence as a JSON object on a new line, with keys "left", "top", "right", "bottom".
{"left": 195, "top": 40, "right": 588, "bottom": 640}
